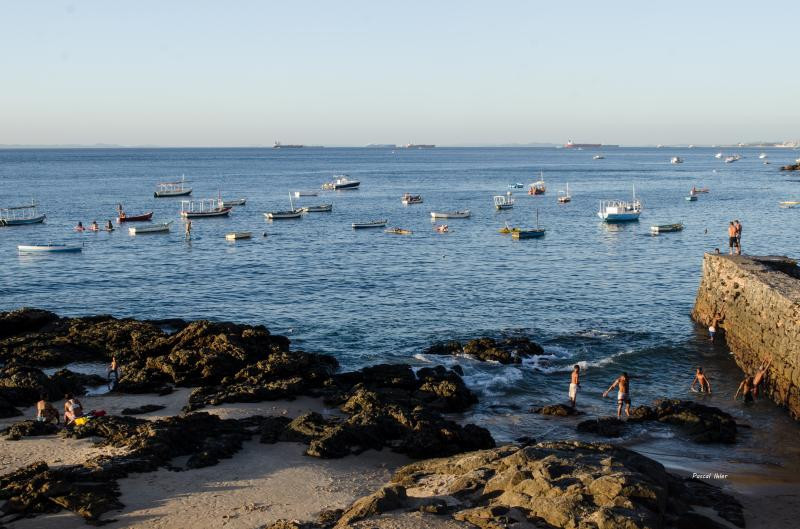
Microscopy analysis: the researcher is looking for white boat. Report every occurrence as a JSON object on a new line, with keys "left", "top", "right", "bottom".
{"left": 219, "top": 198, "right": 246, "bottom": 207}
{"left": 180, "top": 199, "right": 231, "bottom": 218}
{"left": 402, "top": 193, "right": 423, "bottom": 205}
{"left": 598, "top": 186, "right": 642, "bottom": 222}
{"left": 301, "top": 204, "right": 333, "bottom": 213}
{"left": 322, "top": 175, "right": 360, "bottom": 190}
{"left": 1, "top": 203, "right": 46, "bottom": 226}
{"left": 507, "top": 183, "right": 524, "bottom": 189}
{"left": 493, "top": 193, "right": 514, "bottom": 210}
{"left": 593, "top": 154, "right": 605, "bottom": 160}
{"left": 714, "top": 152, "right": 723, "bottom": 159}
{"left": 685, "top": 195, "right": 698, "bottom": 202}
{"left": 18, "top": 243, "right": 82, "bottom": 253}
{"left": 779, "top": 201, "right": 800, "bottom": 209}
{"left": 759, "top": 153, "right": 768, "bottom": 159}
{"left": 724, "top": 154, "right": 741, "bottom": 163}
{"left": 226, "top": 231, "right": 252, "bottom": 240}
{"left": 650, "top": 223, "right": 684, "bottom": 234}
{"left": 430, "top": 210, "right": 470, "bottom": 219}
{"left": 294, "top": 190, "right": 318, "bottom": 197}
{"left": 352, "top": 219, "right": 387, "bottom": 229}
{"left": 671, "top": 156, "right": 683, "bottom": 164}
{"left": 128, "top": 221, "right": 173, "bottom": 235}
{"left": 557, "top": 184, "right": 572, "bottom": 204}
{"left": 266, "top": 194, "right": 303, "bottom": 219}
{"left": 155, "top": 175, "right": 192, "bottom": 197}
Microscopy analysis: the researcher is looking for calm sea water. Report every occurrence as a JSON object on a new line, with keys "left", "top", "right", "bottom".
{"left": 2, "top": 147, "right": 799, "bottom": 481}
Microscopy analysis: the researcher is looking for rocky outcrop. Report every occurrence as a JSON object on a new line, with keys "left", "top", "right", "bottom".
{"left": 576, "top": 416, "right": 626, "bottom": 437}
{"left": 3, "top": 419, "right": 60, "bottom": 440}
{"left": 0, "top": 365, "right": 106, "bottom": 408}
{"left": 531, "top": 403, "right": 583, "bottom": 416}
{"left": 120, "top": 404, "right": 165, "bottom": 415}
{"left": 692, "top": 254, "right": 800, "bottom": 419}
{"left": 780, "top": 162, "right": 800, "bottom": 171}
{"left": 424, "top": 336, "right": 543, "bottom": 364}
{"left": 272, "top": 442, "right": 744, "bottom": 529}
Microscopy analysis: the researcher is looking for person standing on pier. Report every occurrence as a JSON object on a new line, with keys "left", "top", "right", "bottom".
{"left": 728, "top": 222, "right": 737, "bottom": 255}
{"left": 568, "top": 365, "right": 580, "bottom": 408}
{"left": 603, "top": 372, "right": 631, "bottom": 418}
{"left": 734, "top": 220, "right": 742, "bottom": 255}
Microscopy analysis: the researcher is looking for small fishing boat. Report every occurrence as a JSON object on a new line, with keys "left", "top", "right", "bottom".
{"left": 0, "top": 203, "right": 46, "bottom": 226}
{"left": 759, "top": 153, "right": 768, "bottom": 159}
{"left": 385, "top": 227, "right": 412, "bottom": 235}
{"left": 352, "top": 219, "right": 387, "bottom": 229}
{"left": 724, "top": 155, "right": 740, "bottom": 163}
{"left": 266, "top": 193, "right": 304, "bottom": 219}
{"left": 689, "top": 187, "right": 710, "bottom": 195}
{"left": 511, "top": 209, "right": 546, "bottom": 239}
{"left": 493, "top": 193, "right": 514, "bottom": 210}
{"left": 598, "top": 186, "right": 642, "bottom": 222}
{"left": 685, "top": 195, "right": 698, "bottom": 202}
{"left": 557, "top": 184, "right": 572, "bottom": 204}
{"left": 154, "top": 175, "right": 192, "bottom": 197}
{"left": 779, "top": 201, "right": 800, "bottom": 209}
{"left": 671, "top": 156, "right": 683, "bottom": 164}
{"left": 294, "top": 190, "right": 319, "bottom": 197}
{"left": 301, "top": 204, "right": 333, "bottom": 213}
{"left": 507, "top": 183, "right": 524, "bottom": 189}
{"left": 322, "top": 175, "right": 360, "bottom": 190}
{"left": 18, "top": 243, "right": 82, "bottom": 253}
{"left": 593, "top": 154, "right": 605, "bottom": 160}
{"left": 219, "top": 198, "right": 247, "bottom": 207}
{"left": 430, "top": 210, "right": 470, "bottom": 219}
{"left": 180, "top": 199, "right": 232, "bottom": 218}
{"left": 226, "top": 231, "right": 252, "bottom": 240}
{"left": 434, "top": 224, "right": 449, "bottom": 233}
{"left": 402, "top": 193, "right": 423, "bottom": 205}
{"left": 129, "top": 221, "right": 172, "bottom": 235}
{"left": 528, "top": 173, "right": 546, "bottom": 195}
{"left": 650, "top": 223, "right": 684, "bottom": 234}
{"left": 116, "top": 204, "right": 153, "bottom": 223}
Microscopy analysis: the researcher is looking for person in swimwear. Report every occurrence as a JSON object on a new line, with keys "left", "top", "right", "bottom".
{"left": 690, "top": 367, "right": 712, "bottom": 394}
{"left": 734, "top": 376, "right": 755, "bottom": 403}
{"left": 603, "top": 372, "right": 631, "bottom": 418}
{"left": 89, "top": 220, "right": 99, "bottom": 231}
{"left": 75, "top": 221, "right": 84, "bottom": 232}
{"left": 728, "top": 221, "right": 737, "bottom": 255}
{"left": 63, "top": 393, "right": 84, "bottom": 424}
{"left": 752, "top": 356, "right": 772, "bottom": 398}
{"left": 734, "top": 220, "right": 743, "bottom": 255}
{"left": 36, "top": 393, "right": 58, "bottom": 424}
{"left": 568, "top": 365, "right": 580, "bottom": 408}
{"left": 105, "top": 219, "right": 114, "bottom": 231}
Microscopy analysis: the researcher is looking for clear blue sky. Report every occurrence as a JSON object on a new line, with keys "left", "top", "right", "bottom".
{"left": 2, "top": 0, "right": 798, "bottom": 146}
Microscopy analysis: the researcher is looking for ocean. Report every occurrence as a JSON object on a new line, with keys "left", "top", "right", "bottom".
{"left": 2, "top": 146, "right": 799, "bottom": 482}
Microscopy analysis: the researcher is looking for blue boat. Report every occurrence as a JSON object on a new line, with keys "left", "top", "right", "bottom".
{"left": 512, "top": 209, "right": 546, "bottom": 239}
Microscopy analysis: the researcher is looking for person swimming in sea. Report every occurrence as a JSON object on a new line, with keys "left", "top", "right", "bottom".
{"left": 75, "top": 221, "right": 85, "bottom": 232}
{"left": 568, "top": 365, "right": 580, "bottom": 408}
{"left": 603, "top": 372, "right": 631, "bottom": 418}
{"left": 734, "top": 376, "right": 755, "bottom": 403}
{"left": 690, "top": 367, "right": 712, "bottom": 394}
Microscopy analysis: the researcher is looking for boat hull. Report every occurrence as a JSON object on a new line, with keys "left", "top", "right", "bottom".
{"left": 2, "top": 214, "right": 46, "bottom": 226}
{"left": 334, "top": 182, "right": 360, "bottom": 190}
{"left": 265, "top": 210, "right": 302, "bottom": 219}
{"left": 302, "top": 204, "right": 333, "bottom": 213}
{"left": 181, "top": 208, "right": 231, "bottom": 218}
{"left": 221, "top": 199, "right": 246, "bottom": 207}
{"left": 118, "top": 212, "right": 154, "bottom": 222}
{"left": 129, "top": 222, "right": 172, "bottom": 235}
{"left": 512, "top": 230, "right": 546, "bottom": 239}
{"left": 650, "top": 224, "right": 684, "bottom": 233}
{"left": 598, "top": 212, "right": 640, "bottom": 222}
{"left": 430, "top": 211, "right": 470, "bottom": 219}
{"left": 154, "top": 189, "right": 192, "bottom": 198}
{"left": 226, "top": 232, "right": 252, "bottom": 240}
{"left": 352, "top": 220, "right": 387, "bottom": 229}
{"left": 18, "top": 244, "right": 82, "bottom": 253}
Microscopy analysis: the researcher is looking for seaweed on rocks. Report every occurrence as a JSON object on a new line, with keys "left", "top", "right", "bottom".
{"left": 3, "top": 419, "right": 60, "bottom": 440}
{"left": 423, "top": 335, "right": 544, "bottom": 364}
{"left": 0, "top": 365, "right": 106, "bottom": 409}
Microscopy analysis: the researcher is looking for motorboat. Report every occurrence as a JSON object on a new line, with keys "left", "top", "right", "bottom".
{"left": 322, "top": 175, "right": 360, "bottom": 190}
{"left": 384, "top": 227, "right": 412, "bottom": 235}
{"left": 154, "top": 175, "right": 192, "bottom": 197}
{"left": 352, "top": 219, "right": 387, "bottom": 229}
{"left": 18, "top": 243, "right": 82, "bottom": 253}
{"left": 301, "top": 204, "right": 333, "bottom": 213}
{"left": 779, "top": 201, "right": 800, "bottom": 209}
{"left": 493, "top": 193, "right": 514, "bottom": 210}
{"left": 759, "top": 153, "right": 768, "bottom": 159}
{"left": 180, "top": 199, "right": 232, "bottom": 218}
{"left": 129, "top": 222, "right": 172, "bottom": 235}
{"left": 430, "top": 210, "right": 470, "bottom": 219}
{"left": 557, "top": 184, "right": 572, "bottom": 204}
{"left": 650, "top": 223, "right": 684, "bottom": 234}
{"left": 294, "top": 190, "right": 318, "bottom": 197}
{"left": 685, "top": 195, "right": 698, "bottom": 202}
{"left": 724, "top": 155, "right": 740, "bottom": 163}
{"left": 593, "top": 155, "right": 605, "bottom": 160}
{"left": 0, "top": 203, "right": 46, "bottom": 226}
{"left": 670, "top": 157, "right": 683, "bottom": 164}
{"left": 226, "top": 232, "right": 252, "bottom": 240}
{"left": 402, "top": 193, "right": 423, "bottom": 205}
{"left": 507, "top": 183, "right": 524, "bottom": 189}
{"left": 597, "top": 186, "right": 642, "bottom": 222}
{"left": 714, "top": 152, "right": 723, "bottom": 159}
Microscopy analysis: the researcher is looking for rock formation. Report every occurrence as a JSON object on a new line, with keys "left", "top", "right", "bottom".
{"left": 424, "top": 336, "right": 544, "bottom": 364}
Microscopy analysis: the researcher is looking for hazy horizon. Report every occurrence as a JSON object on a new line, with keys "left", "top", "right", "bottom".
{"left": 3, "top": 0, "right": 798, "bottom": 146}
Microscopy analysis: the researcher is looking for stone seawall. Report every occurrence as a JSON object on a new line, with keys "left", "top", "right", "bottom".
{"left": 692, "top": 254, "right": 800, "bottom": 418}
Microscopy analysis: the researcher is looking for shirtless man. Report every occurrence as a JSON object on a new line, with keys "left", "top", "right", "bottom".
{"left": 752, "top": 356, "right": 772, "bottom": 398}
{"left": 603, "top": 372, "right": 631, "bottom": 418}
{"left": 734, "top": 376, "right": 754, "bottom": 403}
{"left": 727, "top": 222, "right": 737, "bottom": 255}
{"left": 690, "top": 367, "right": 712, "bottom": 394}
{"left": 36, "top": 393, "right": 58, "bottom": 424}
{"left": 569, "top": 365, "right": 580, "bottom": 408}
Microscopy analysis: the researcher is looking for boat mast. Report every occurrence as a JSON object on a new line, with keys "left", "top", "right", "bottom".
{"left": 289, "top": 192, "right": 294, "bottom": 211}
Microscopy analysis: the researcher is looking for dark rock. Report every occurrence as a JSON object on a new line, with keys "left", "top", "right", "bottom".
{"left": 0, "top": 308, "right": 60, "bottom": 339}
{"left": 0, "top": 395, "right": 22, "bottom": 418}
{"left": 576, "top": 417, "right": 626, "bottom": 437}
{"left": 336, "top": 484, "right": 408, "bottom": 527}
{"left": 4, "top": 419, "right": 59, "bottom": 440}
{"left": 120, "top": 404, "right": 166, "bottom": 415}
{"left": 0, "top": 365, "right": 108, "bottom": 408}
{"left": 530, "top": 404, "right": 582, "bottom": 416}
{"left": 651, "top": 399, "right": 737, "bottom": 443}
{"left": 424, "top": 336, "right": 544, "bottom": 364}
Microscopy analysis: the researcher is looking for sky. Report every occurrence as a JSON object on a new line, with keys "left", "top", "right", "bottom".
{"left": 1, "top": 0, "right": 799, "bottom": 147}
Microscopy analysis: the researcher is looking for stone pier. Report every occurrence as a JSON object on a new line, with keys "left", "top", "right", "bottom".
{"left": 692, "top": 254, "right": 800, "bottom": 419}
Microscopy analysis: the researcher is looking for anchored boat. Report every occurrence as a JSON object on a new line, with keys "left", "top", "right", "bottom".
{"left": 685, "top": 195, "right": 698, "bottom": 202}
{"left": 402, "top": 193, "right": 423, "bottom": 205}
{"left": 219, "top": 198, "right": 247, "bottom": 207}
{"left": 322, "top": 175, "right": 360, "bottom": 190}
{"left": 650, "top": 223, "right": 684, "bottom": 234}
{"left": 508, "top": 183, "right": 524, "bottom": 189}
{"left": 294, "top": 190, "right": 318, "bottom": 197}
{"left": 528, "top": 173, "right": 546, "bottom": 195}
{"left": 226, "top": 232, "right": 252, "bottom": 240}
{"left": 352, "top": 219, "right": 387, "bottom": 229}
{"left": 180, "top": 199, "right": 231, "bottom": 218}
{"left": 430, "top": 210, "right": 470, "bottom": 219}
{"left": 116, "top": 204, "right": 153, "bottom": 223}
{"left": 598, "top": 186, "right": 642, "bottom": 222}
{"left": 557, "top": 184, "right": 572, "bottom": 204}
{"left": 385, "top": 227, "right": 412, "bottom": 235}
{"left": 779, "top": 201, "right": 800, "bottom": 209}
{"left": 18, "top": 243, "right": 82, "bottom": 253}
{"left": 511, "top": 209, "right": 546, "bottom": 239}
{"left": 671, "top": 156, "right": 684, "bottom": 164}
{"left": 301, "top": 204, "right": 333, "bottom": 213}
{"left": 129, "top": 222, "right": 172, "bottom": 235}
{"left": 266, "top": 194, "right": 304, "bottom": 219}
{"left": 0, "top": 203, "right": 46, "bottom": 226}
{"left": 154, "top": 176, "right": 192, "bottom": 197}
{"left": 493, "top": 193, "right": 514, "bottom": 210}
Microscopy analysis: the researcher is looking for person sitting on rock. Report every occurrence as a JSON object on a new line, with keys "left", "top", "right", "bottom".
{"left": 603, "top": 373, "right": 631, "bottom": 418}
{"left": 690, "top": 367, "right": 712, "bottom": 394}
{"left": 734, "top": 376, "right": 754, "bottom": 403}
{"left": 751, "top": 356, "right": 772, "bottom": 398}
{"left": 63, "top": 393, "right": 84, "bottom": 424}
{"left": 36, "top": 393, "right": 59, "bottom": 424}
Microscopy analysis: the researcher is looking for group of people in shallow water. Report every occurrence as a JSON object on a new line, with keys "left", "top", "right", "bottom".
{"left": 567, "top": 355, "right": 773, "bottom": 418}
{"left": 75, "top": 220, "right": 114, "bottom": 232}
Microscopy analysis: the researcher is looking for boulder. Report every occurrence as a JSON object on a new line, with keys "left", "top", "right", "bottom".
{"left": 120, "top": 404, "right": 166, "bottom": 415}
{"left": 4, "top": 419, "right": 60, "bottom": 440}
{"left": 576, "top": 417, "right": 626, "bottom": 437}
{"left": 651, "top": 399, "right": 737, "bottom": 443}
{"left": 424, "top": 336, "right": 544, "bottom": 364}
{"left": 530, "top": 403, "right": 582, "bottom": 416}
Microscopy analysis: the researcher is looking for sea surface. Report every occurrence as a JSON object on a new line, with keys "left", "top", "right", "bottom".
{"left": 2, "top": 146, "right": 800, "bottom": 484}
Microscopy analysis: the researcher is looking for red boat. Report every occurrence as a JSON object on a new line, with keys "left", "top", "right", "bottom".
{"left": 117, "top": 211, "right": 153, "bottom": 222}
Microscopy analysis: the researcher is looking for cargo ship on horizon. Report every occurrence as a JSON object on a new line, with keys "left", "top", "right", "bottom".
{"left": 273, "top": 141, "right": 304, "bottom": 148}
{"left": 404, "top": 143, "right": 435, "bottom": 149}
{"left": 563, "top": 140, "right": 618, "bottom": 149}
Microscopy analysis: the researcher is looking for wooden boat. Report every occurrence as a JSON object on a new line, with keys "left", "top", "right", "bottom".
{"left": 301, "top": 204, "right": 333, "bottom": 213}
{"left": 294, "top": 190, "right": 318, "bottom": 197}
{"left": 494, "top": 193, "right": 514, "bottom": 210}
{"left": 557, "top": 184, "right": 572, "bottom": 204}
{"left": 430, "top": 210, "right": 470, "bottom": 219}
{"left": 154, "top": 176, "right": 192, "bottom": 197}
{"left": 180, "top": 199, "right": 231, "bottom": 218}
{"left": 650, "top": 223, "right": 684, "bottom": 234}
{"left": 385, "top": 227, "right": 412, "bottom": 235}
{"left": 128, "top": 221, "right": 172, "bottom": 235}
{"left": 220, "top": 198, "right": 247, "bottom": 207}
{"left": 434, "top": 224, "right": 449, "bottom": 233}
{"left": 226, "top": 231, "right": 252, "bottom": 240}
{"left": 116, "top": 205, "right": 154, "bottom": 222}
{"left": 685, "top": 195, "right": 698, "bottom": 201}
{"left": 528, "top": 172, "right": 546, "bottom": 195}
{"left": 511, "top": 209, "right": 546, "bottom": 239}
{"left": 402, "top": 193, "right": 423, "bottom": 205}
{"left": 266, "top": 194, "right": 304, "bottom": 219}
{"left": 322, "top": 175, "right": 360, "bottom": 190}
{"left": 0, "top": 203, "right": 46, "bottom": 226}
{"left": 18, "top": 243, "right": 82, "bottom": 253}
{"left": 352, "top": 219, "right": 387, "bottom": 229}
{"left": 779, "top": 201, "right": 800, "bottom": 209}
{"left": 598, "top": 186, "right": 642, "bottom": 222}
